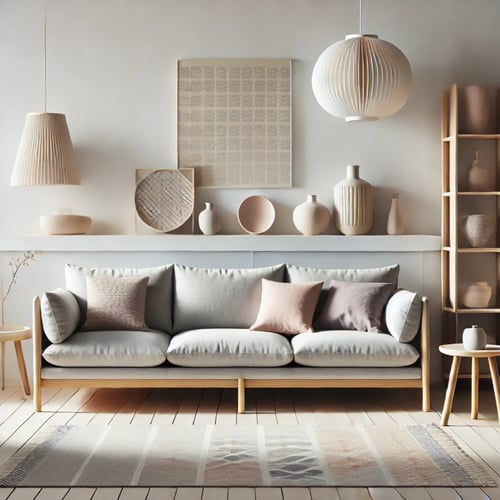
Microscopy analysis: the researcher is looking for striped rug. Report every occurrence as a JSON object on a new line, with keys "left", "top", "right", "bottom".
{"left": 0, "top": 423, "right": 495, "bottom": 487}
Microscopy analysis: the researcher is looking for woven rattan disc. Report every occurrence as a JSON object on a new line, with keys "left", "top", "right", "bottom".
{"left": 135, "top": 170, "right": 194, "bottom": 232}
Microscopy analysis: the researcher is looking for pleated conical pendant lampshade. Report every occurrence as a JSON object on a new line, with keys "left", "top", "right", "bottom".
{"left": 11, "top": 112, "right": 79, "bottom": 186}
{"left": 311, "top": 34, "right": 412, "bottom": 122}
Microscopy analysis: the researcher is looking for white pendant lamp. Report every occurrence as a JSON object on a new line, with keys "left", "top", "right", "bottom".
{"left": 10, "top": 0, "right": 79, "bottom": 186}
{"left": 311, "top": 0, "right": 412, "bottom": 122}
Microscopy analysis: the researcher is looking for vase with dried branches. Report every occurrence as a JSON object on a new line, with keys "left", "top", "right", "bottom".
{"left": 1, "top": 251, "right": 37, "bottom": 325}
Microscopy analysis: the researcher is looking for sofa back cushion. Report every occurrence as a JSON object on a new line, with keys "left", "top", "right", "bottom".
{"left": 286, "top": 264, "right": 400, "bottom": 285}
{"left": 173, "top": 264, "right": 286, "bottom": 332}
{"left": 286, "top": 264, "right": 400, "bottom": 322}
{"left": 65, "top": 264, "right": 173, "bottom": 333}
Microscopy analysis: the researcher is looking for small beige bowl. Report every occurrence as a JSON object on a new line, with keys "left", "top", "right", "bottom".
{"left": 40, "top": 214, "right": 92, "bottom": 235}
{"left": 237, "top": 195, "right": 275, "bottom": 234}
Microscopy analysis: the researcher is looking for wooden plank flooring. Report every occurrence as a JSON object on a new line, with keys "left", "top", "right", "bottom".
{"left": 0, "top": 385, "right": 499, "bottom": 499}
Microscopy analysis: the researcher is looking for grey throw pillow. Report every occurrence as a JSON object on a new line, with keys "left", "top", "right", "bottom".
{"left": 81, "top": 276, "right": 149, "bottom": 331}
{"left": 41, "top": 288, "right": 81, "bottom": 344}
{"left": 314, "top": 280, "right": 396, "bottom": 332}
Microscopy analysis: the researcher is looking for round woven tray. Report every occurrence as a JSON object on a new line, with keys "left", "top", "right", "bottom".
{"left": 135, "top": 170, "right": 194, "bottom": 232}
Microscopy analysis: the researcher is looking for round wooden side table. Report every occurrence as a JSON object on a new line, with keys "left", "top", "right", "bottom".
{"left": 0, "top": 325, "right": 31, "bottom": 396}
{"left": 439, "top": 343, "right": 500, "bottom": 426}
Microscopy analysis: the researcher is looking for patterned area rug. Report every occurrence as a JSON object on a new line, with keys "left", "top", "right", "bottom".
{"left": 0, "top": 423, "right": 495, "bottom": 487}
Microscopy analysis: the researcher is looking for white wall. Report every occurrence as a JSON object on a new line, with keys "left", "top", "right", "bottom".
{"left": 0, "top": 0, "right": 500, "bottom": 384}
{"left": 2, "top": 0, "right": 500, "bottom": 236}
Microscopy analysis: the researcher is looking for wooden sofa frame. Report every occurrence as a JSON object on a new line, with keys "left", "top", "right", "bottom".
{"left": 32, "top": 296, "right": 431, "bottom": 413}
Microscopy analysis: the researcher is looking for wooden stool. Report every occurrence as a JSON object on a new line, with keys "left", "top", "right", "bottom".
{"left": 0, "top": 325, "right": 31, "bottom": 396}
{"left": 439, "top": 343, "right": 500, "bottom": 426}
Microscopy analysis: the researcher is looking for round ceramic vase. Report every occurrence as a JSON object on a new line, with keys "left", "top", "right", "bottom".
{"left": 462, "top": 324, "right": 487, "bottom": 350}
{"left": 198, "top": 202, "right": 221, "bottom": 235}
{"left": 333, "top": 165, "right": 373, "bottom": 235}
{"left": 461, "top": 281, "right": 492, "bottom": 308}
{"left": 462, "top": 85, "right": 491, "bottom": 134}
{"left": 293, "top": 195, "right": 330, "bottom": 235}
{"left": 467, "top": 150, "right": 495, "bottom": 192}
{"left": 461, "top": 214, "right": 496, "bottom": 247}
{"left": 386, "top": 192, "right": 404, "bottom": 235}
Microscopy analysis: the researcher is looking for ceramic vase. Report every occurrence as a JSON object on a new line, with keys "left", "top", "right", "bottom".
{"left": 461, "top": 281, "right": 492, "bottom": 308}
{"left": 293, "top": 195, "right": 330, "bottom": 235}
{"left": 386, "top": 192, "right": 404, "bottom": 235}
{"left": 467, "top": 150, "right": 495, "bottom": 192}
{"left": 461, "top": 214, "right": 496, "bottom": 247}
{"left": 462, "top": 324, "right": 487, "bottom": 350}
{"left": 198, "top": 202, "right": 221, "bottom": 235}
{"left": 462, "top": 85, "right": 491, "bottom": 134}
{"left": 333, "top": 165, "right": 373, "bottom": 235}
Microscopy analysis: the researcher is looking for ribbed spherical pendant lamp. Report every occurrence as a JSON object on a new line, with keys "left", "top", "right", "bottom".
{"left": 312, "top": 1, "right": 412, "bottom": 122}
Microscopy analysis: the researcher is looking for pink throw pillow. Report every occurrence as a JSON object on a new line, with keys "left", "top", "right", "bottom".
{"left": 250, "top": 279, "right": 323, "bottom": 334}
{"left": 314, "top": 279, "right": 396, "bottom": 332}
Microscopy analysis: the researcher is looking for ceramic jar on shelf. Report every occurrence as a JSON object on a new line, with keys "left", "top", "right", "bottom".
{"left": 462, "top": 85, "right": 491, "bottom": 134}
{"left": 386, "top": 192, "right": 404, "bottom": 235}
{"left": 293, "top": 195, "right": 330, "bottom": 235}
{"left": 333, "top": 165, "right": 373, "bottom": 235}
{"left": 461, "top": 214, "right": 496, "bottom": 248}
{"left": 198, "top": 202, "right": 221, "bottom": 235}
{"left": 460, "top": 281, "right": 492, "bottom": 308}
{"left": 467, "top": 150, "right": 495, "bottom": 192}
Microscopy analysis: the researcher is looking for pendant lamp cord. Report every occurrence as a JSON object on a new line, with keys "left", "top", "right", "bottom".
{"left": 359, "top": 0, "right": 363, "bottom": 34}
{"left": 43, "top": 0, "right": 47, "bottom": 112}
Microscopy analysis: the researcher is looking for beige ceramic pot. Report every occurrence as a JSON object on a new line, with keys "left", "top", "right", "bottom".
{"left": 460, "top": 281, "right": 492, "bottom": 308}
{"left": 461, "top": 214, "right": 496, "bottom": 247}
{"left": 40, "top": 214, "right": 92, "bottom": 235}
{"left": 462, "top": 85, "right": 491, "bottom": 134}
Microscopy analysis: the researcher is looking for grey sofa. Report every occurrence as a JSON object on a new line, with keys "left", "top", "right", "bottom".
{"left": 32, "top": 263, "right": 430, "bottom": 412}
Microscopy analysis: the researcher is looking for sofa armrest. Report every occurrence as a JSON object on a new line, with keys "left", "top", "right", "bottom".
{"left": 33, "top": 296, "right": 42, "bottom": 412}
{"left": 420, "top": 296, "right": 431, "bottom": 411}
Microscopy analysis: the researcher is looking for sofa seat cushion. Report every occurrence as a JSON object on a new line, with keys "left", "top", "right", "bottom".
{"left": 166, "top": 329, "right": 293, "bottom": 367}
{"left": 291, "top": 331, "right": 419, "bottom": 368}
{"left": 42, "top": 330, "right": 171, "bottom": 368}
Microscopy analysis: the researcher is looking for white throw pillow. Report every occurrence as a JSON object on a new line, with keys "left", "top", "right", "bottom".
{"left": 384, "top": 289, "right": 422, "bottom": 343}
{"left": 41, "top": 288, "right": 81, "bottom": 344}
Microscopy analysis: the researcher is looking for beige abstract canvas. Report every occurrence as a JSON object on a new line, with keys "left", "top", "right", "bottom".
{"left": 178, "top": 59, "right": 292, "bottom": 188}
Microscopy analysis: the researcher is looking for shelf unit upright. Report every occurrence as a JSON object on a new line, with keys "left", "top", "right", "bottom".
{"left": 442, "top": 83, "right": 500, "bottom": 378}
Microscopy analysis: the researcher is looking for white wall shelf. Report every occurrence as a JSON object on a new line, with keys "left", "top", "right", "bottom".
{"left": 0, "top": 234, "right": 441, "bottom": 253}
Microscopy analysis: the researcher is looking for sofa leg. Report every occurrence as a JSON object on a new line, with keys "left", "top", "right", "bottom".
{"left": 237, "top": 377, "right": 245, "bottom": 413}
{"left": 33, "top": 381, "right": 41, "bottom": 412}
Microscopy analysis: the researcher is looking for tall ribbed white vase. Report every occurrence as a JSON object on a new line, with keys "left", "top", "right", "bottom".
{"left": 333, "top": 165, "right": 373, "bottom": 235}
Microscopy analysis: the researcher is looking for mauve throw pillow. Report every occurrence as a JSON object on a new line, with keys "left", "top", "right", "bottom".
{"left": 250, "top": 279, "right": 323, "bottom": 335}
{"left": 314, "top": 279, "right": 396, "bottom": 332}
{"left": 81, "top": 276, "right": 149, "bottom": 331}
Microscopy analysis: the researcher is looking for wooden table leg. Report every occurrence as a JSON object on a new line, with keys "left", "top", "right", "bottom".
{"left": 13, "top": 341, "right": 30, "bottom": 396}
{"left": 1, "top": 341, "right": 4, "bottom": 391}
{"left": 487, "top": 356, "right": 500, "bottom": 423}
{"left": 441, "top": 355, "right": 461, "bottom": 426}
{"left": 471, "top": 356, "right": 479, "bottom": 419}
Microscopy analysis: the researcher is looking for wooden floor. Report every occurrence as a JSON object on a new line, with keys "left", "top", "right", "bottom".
{"left": 0, "top": 384, "right": 499, "bottom": 500}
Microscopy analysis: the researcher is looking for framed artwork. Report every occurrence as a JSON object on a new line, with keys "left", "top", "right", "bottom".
{"left": 134, "top": 168, "right": 195, "bottom": 233}
{"left": 177, "top": 59, "right": 292, "bottom": 188}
